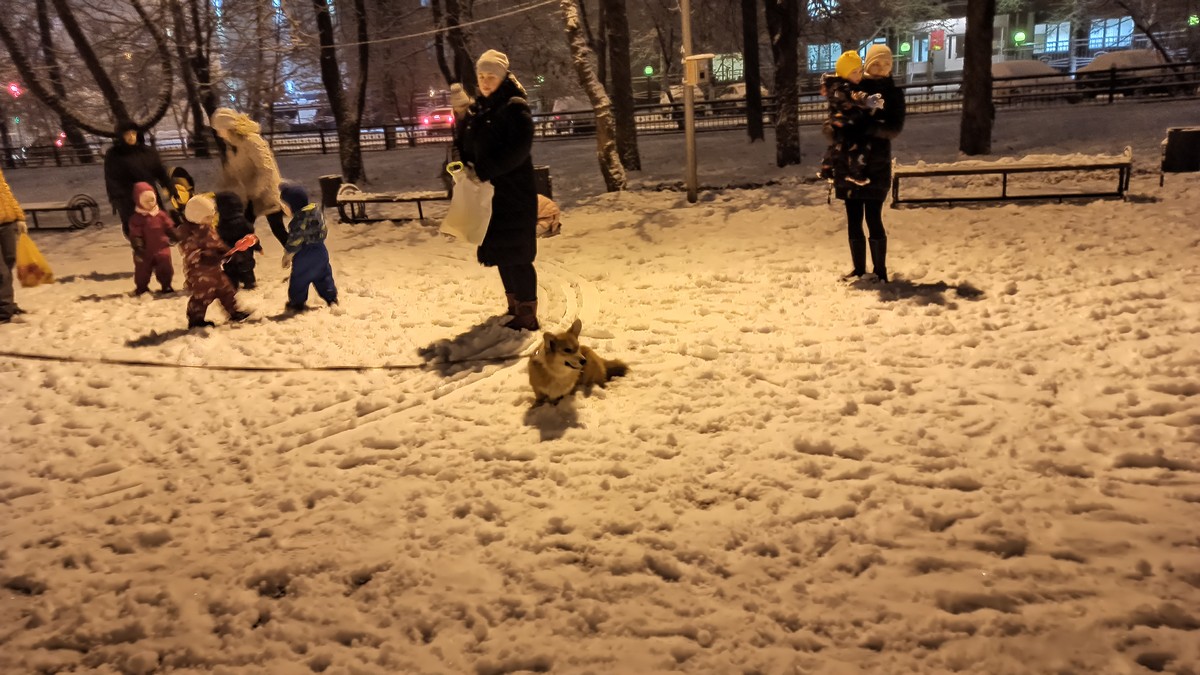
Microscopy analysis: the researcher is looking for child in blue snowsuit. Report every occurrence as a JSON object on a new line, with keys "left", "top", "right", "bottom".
{"left": 280, "top": 184, "right": 338, "bottom": 311}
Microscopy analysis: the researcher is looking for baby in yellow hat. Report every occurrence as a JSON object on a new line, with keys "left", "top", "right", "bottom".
{"left": 819, "top": 50, "right": 885, "bottom": 186}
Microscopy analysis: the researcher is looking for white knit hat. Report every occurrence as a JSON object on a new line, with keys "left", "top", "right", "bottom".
{"left": 184, "top": 194, "right": 217, "bottom": 224}
{"left": 476, "top": 49, "right": 510, "bottom": 78}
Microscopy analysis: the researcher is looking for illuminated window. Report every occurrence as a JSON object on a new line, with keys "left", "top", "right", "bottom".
{"left": 1034, "top": 21, "right": 1071, "bottom": 53}
{"left": 1089, "top": 17, "right": 1133, "bottom": 49}
{"left": 807, "top": 42, "right": 841, "bottom": 72}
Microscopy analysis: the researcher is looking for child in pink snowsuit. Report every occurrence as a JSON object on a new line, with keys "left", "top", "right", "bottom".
{"left": 128, "top": 182, "right": 176, "bottom": 295}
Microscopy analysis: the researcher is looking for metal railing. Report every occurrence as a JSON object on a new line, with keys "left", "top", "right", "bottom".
{"left": 4, "top": 61, "right": 1196, "bottom": 169}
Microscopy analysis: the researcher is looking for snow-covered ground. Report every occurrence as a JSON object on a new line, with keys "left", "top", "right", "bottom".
{"left": 2, "top": 101, "right": 1199, "bottom": 674}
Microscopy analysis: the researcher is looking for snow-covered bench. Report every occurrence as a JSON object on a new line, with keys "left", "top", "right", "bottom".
{"left": 335, "top": 183, "right": 450, "bottom": 223}
{"left": 890, "top": 147, "right": 1133, "bottom": 208}
{"left": 21, "top": 193, "right": 103, "bottom": 230}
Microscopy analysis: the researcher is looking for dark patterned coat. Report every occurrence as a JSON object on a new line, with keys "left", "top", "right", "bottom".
{"left": 454, "top": 76, "right": 538, "bottom": 267}
{"left": 104, "top": 132, "right": 173, "bottom": 232}
{"left": 833, "top": 76, "right": 906, "bottom": 203}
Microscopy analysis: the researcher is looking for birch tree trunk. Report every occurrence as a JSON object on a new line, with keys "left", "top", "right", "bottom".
{"left": 959, "top": 0, "right": 995, "bottom": 155}
{"left": 602, "top": 0, "right": 640, "bottom": 170}
{"left": 561, "top": 0, "right": 626, "bottom": 191}
{"left": 741, "top": 0, "right": 764, "bottom": 142}
{"left": 764, "top": 0, "right": 800, "bottom": 166}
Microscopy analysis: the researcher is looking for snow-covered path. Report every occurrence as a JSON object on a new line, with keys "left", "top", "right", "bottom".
{"left": 2, "top": 102, "right": 1199, "bottom": 674}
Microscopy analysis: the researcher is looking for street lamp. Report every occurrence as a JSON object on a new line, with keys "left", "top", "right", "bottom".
{"left": 643, "top": 65, "right": 654, "bottom": 102}
{"left": 7, "top": 82, "right": 21, "bottom": 98}
{"left": 1012, "top": 30, "right": 1027, "bottom": 45}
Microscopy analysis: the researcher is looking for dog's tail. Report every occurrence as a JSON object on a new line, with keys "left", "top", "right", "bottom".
{"left": 604, "top": 359, "right": 629, "bottom": 381}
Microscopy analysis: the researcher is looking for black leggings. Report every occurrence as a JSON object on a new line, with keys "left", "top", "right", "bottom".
{"left": 845, "top": 198, "right": 887, "bottom": 241}
{"left": 246, "top": 203, "right": 288, "bottom": 248}
{"left": 498, "top": 264, "right": 537, "bottom": 302}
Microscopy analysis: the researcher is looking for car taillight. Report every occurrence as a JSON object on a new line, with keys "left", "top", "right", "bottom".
{"left": 423, "top": 117, "right": 430, "bottom": 125}
{"left": 448, "top": 114, "right": 454, "bottom": 124}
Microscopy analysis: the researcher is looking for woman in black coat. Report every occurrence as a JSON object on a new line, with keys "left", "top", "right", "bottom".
{"left": 454, "top": 49, "right": 540, "bottom": 331}
{"left": 833, "top": 45, "right": 906, "bottom": 282}
{"left": 104, "top": 120, "right": 175, "bottom": 238}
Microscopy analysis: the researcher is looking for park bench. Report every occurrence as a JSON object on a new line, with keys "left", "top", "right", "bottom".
{"left": 335, "top": 183, "right": 450, "bottom": 223}
{"left": 21, "top": 193, "right": 103, "bottom": 230}
{"left": 890, "top": 147, "right": 1133, "bottom": 207}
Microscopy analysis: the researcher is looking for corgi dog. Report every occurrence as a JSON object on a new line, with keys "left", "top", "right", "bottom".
{"left": 528, "top": 319, "right": 628, "bottom": 405}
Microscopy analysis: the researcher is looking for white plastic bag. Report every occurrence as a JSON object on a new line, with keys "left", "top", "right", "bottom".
{"left": 440, "top": 161, "right": 494, "bottom": 245}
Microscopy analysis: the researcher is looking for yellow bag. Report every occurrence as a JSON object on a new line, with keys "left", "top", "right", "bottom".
{"left": 15, "top": 232, "right": 54, "bottom": 287}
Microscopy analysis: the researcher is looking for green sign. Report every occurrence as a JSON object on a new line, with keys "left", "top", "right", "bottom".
{"left": 1013, "top": 30, "right": 1027, "bottom": 44}
{"left": 1189, "top": 14, "right": 1199, "bottom": 26}
{"left": 899, "top": 42, "right": 911, "bottom": 54}
{"left": 644, "top": 65, "right": 654, "bottom": 76}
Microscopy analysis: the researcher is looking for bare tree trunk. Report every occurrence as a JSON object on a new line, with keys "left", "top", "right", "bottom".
{"left": 742, "top": 0, "right": 764, "bottom": 142}
{"left": 579, "top": 0, "right": 608, "bottom": 86}
{"left": 188, "top": 0, "right": 218, "bottom": 117}
{"left": 602, "top": 0, "right": 640, "bottom": 170}
{"left": 312, "top": 0, "right": 367, "bottom": 183}
{"left": 446, "top": 0, "right": 476, "bottom": 91}
{"left": 431, "top": 0, "right": 456, "bottom": 88}
{"left": 0, "top": 103, "right": 14, "bottom": 168}
{"left": 653, "top": 23, "right": 676, "bottom": 101}
{"left": 168, "top": 0, "right": 210, "bottom": 157}
{"left": 0, "top": 0, "right": 174, "bottom": 137}
{"left": 35, "top": 0, "right": 92, "bottom": 162}
{"left": 764, "top": 0, "right": 800, "bottom": 166}
{"left": 959, "top": 0, "right": 995, "bottom": 155}
{"left": 561, "top": 0, "right": 626, "bottom": 191}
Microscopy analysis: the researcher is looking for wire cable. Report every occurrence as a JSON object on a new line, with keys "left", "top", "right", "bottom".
{"left": 0, "top": 349, "right": 527, "bottom": 373}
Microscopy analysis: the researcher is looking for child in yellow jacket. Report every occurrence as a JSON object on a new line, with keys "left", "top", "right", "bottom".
{"left": 0, "top": 166, "right": 29, "bottom": 323}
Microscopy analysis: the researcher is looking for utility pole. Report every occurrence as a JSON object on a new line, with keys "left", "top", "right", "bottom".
{"left": 681, "top": 0, "right": 697, "bottom": 203}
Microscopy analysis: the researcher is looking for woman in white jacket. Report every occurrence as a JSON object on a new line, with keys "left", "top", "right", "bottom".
{"left": 210, "top": 108, "right": 287, "bottom": 247}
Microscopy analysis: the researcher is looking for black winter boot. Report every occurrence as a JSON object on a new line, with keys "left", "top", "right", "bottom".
{"left": 843, "top": 238, "right": 867, "bottom": 280}
{"left": 188, "top": 317, "right": 215, "bottom": 329}
{"left": 868, "top": 238, "right": 888, "bottom": 283}
{"left": 505, "top": 292, "right": 517, "bottom": 316}
{"left": 504, "top": 300, "right": 539, "bottom": 331}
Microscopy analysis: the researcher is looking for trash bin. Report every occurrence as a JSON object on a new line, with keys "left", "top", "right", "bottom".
{"left": 533, "top": 165, "right": 552, "bottom": 199}
{"left": 318, "top": 174, "right": 343, "bottom": 209}
{"left": 1163, "top": 127, "right": 1200, "bottom": 173}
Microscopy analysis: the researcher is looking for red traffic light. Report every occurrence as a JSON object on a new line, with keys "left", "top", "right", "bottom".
{"left": 7, "top": 82, "right": 22, "bottom": 98}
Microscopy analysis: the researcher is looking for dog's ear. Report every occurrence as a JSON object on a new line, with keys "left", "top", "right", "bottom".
{"left": 569, "top": 319, "right": 581, "bottom": 336}
{"left": 542, "top": 332, "right": 556, "bottom": 350}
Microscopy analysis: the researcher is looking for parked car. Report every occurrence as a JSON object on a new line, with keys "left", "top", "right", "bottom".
{"left": 550, "top": 97, "right": 594, "bottom": 135}
{"left": 711, "top": 82, "right": 771, "bottom": 115}
{"left": 991, "top": 60, "right": 1076, "bottom": 104}
{"left": 1075, "top": 49, "right": 1188, "bottom": 96}
{"left": 419, "top": 107, "right": 456, "bottom": 133}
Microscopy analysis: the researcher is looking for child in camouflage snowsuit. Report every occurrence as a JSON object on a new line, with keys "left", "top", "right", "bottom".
{"left": 280, "top": 184, "right": 338, "bottom": 312}
{"left": 819, "top": 51, "right": 884, "bottom": 186}
{"left": 180, "top": 194, "right": 251, "bottom": 328}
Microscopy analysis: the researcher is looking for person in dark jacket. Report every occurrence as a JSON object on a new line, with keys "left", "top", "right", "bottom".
{"left": 453, "top": 49, "right": 540, "bottom": 331}
{"left": 279, "top": 183, "right": 338, "bottom": 312}
{"left": 215, "top": 192, "right": 261, "bottom": 289}
{"left": 831, "top": 44, "right": 905, "bottom": 283}
{"left": 104, "top": 121, "right": 176, "bottom": 238}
